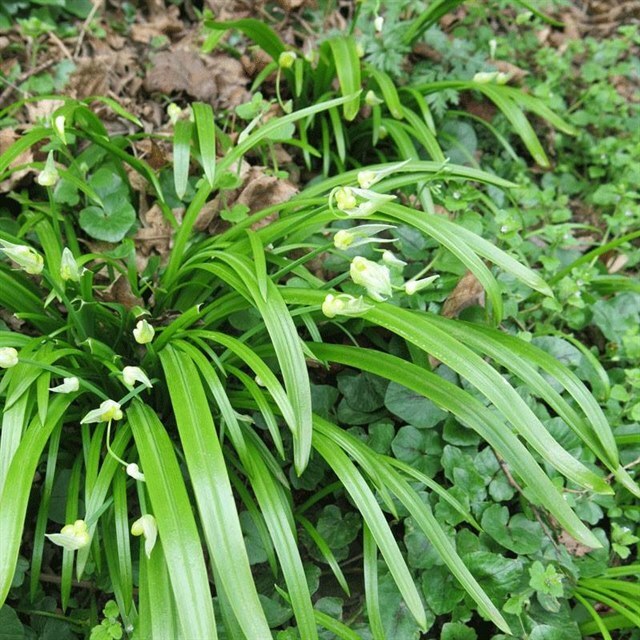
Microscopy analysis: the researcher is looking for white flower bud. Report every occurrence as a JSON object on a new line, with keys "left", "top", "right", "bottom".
{"left": 46, "top": 519, "right": 91, "bottom": 551}
{"left": 133, "top": 319, "right": 155, "bottom": 344}
{"left": 131, "top": 514, "right": 157, "bottom": 559}
{"left": 382, "top": 250, "right": 407, "bottom": 268}
{"left": 53, "top": 115, "right": 66, "bottom": 144}
{"left": 334, "top": 224, "right": 396, "bottom": 251}
{"left": 126, "top": 462, "right": 146, "bottom": 482}
{"left": 321, "top": 293, "right": 373, "bottom": 318}
{"left": 0, "top": 347, "right": 19, "bottom": 368}
{"left": 374, "top": 15, "right": 384, "bottom": 32}
{"left": 364, "top": 91, "right": 383, "bottom": 107}
{"left": 167, "top": 103, "right": 182, "bottom": 124}
{"left": 278, "top": 51, "right": 297, "bottom": 69}
{"left": 0, "top": 239, "right": 44, "bottom": 275}
{"left": 350, "top": 256, "right": 392, "bottom": 301}
{"left": 50, "top": 377, "right": 79, "bottom": 394}
{"left": 357, "top": 159, "right": 410, "bottom": 189}
{"left": 60, "top": 247, "right": 81, "bottom": 282}
{"left": 334, "top": 187, "right": 357, "bottom": 212}
{"left": 122, "top": 366, "right": 153, "bottom": 389}
{"left": 81, "top": 399, "right": 123, "bottom": 424}
{"left": 404, "top": 274, "right": 439, "bottom": 295}
{"left": 36, "top": 151, "right": 59, "bottom": 187}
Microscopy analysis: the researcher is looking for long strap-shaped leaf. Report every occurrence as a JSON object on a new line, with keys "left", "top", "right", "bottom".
{"left": 310, "top": 343, "right": 600, "bottom": 548}
{"left": 281, "top": 288, "right": 610, "bottom": 495}
{"left": 210, "top": 252, "right": 312, "bottom": 474}
{"left": 0, "top": 395, "right": 73, "bottom": 605}
{"left": 159, "top": 346, "right": 272, "bottom": 639}
{"left": 127, "top": 401, "right": 217, "bottom": 639}
{"left": 313, "top": 428, "right": 428, "bottom": 631}
{"left": 324, "top": 35, "right": 362, "bottom": 121}
{"left": 243, "top": 437, "right": 318, "bottom": 639}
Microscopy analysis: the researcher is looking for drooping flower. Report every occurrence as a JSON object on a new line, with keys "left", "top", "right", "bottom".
{"left": 53, "top": 115, "right": 66, "bottom": 144}
{"left": 0, "top": 347, "right": 19, "bottom": 369}
{"left": 122, "top": 366, "right": 153, "bottom": 389}
{"left": 133, "top": 319, "right": 155, "bottom": 344}
{"left": 60, "top": 247, "right": 81, "bottom": 282}
{"left": 126, "top": 463, "right": 146, "bottom": 482}
{"left": 0, "top": 239, "right": 44, "bottom": 275}
{"left": 374, "top": 15, "right": 384, "bottom": 32}
{"left": 50, "top": 377, "right": 80, "bottom": 394}
{"left": 321, "top": 293, "right": 374, "bottom": 318}
{"left": 81, "top": 399, "right": 123, "bottom": 424}
{"left": 350, "top": 256, "right": 392, "bottom": 301}
{"left": 36, "top": 151, "right": 60, "bottom": 187}
{"left": 333, "top": 224, "right": 396, "bottom": 251}
{"left": 404, "top": 274, "right": 440, "bottom": 295}
{"left": 167, "top": 103, "right": 182, "bottom": 124}
{"left": 331, "top": 187, "right": 396, "bottom": 218}
{"left": 357, "top": 159, "right": 410, "bottom": 189}
{"left": 45, "top": 519, "right": 91, "bottom": 551}
{"left": 364, "top": 90, "right": 383, "bottom": 107}
{"left": 131, "top": 514, "right": 157, "bottom": 559}
{"left": 278, "top": 51, "right": 297, "bottom": 69}
{"left": 381, "top": 250, "right": 407, "bottom": 269}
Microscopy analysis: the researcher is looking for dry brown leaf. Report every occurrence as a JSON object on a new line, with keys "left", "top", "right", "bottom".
{"left": 134, "top": 204, "right": 174, "bottom": 268}
{"left": 493, "top": 60, "right": 528, "bottom": 84}
{"left": 100, "top": 274, "right": 144, "bottom": 309}
{"left": 236, "top": 166, "right": 298, "bottom": 216}
{"left": 558, "top": 530, "right": 593, "bottom": 557}
{"left": 130, "top": 7, "right": 183, "bottom": 44}
{"left": 442, "top": 270, "right": 485, "bottom": 319}
{"left": 144, "top": 49, "right": 218, "bottom": 102}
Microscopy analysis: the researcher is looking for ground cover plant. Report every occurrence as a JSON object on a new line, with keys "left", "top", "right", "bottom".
{"left": 0, "top": 1, "right": 639, "bottom": 638}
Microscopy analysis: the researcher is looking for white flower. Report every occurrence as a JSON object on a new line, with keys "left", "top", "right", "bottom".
{"left": 489, "top": 38, "right": 497, "bottom": 60}
{"left": 45, "top": 519, "right": 91, "bottom": 551}
{"left": 53, "top": 115, "right": 66, "bottom": 144}
{"left": 0, "top": 239, "right": 44, "bottom": 275}
{"left": 404, "top": 274, "right": 439, "bottom": 295}
{"left": 357, "top": 160, "right": 410, "bottom": 189}
{"left": 133, "top": 319, "right": 155, "bottom": 344}
{"left": 374, "top": 15, "right": 384, "bottom": 32}
{"left": 122, "top": 366, "right": 153, "bottom": 389}
{"left": 279, "top": 51, "right": 297, "bottom": 69}
{"left": 50, "top": 377, "right": 79, "bottom": 394}
{"left": 364, "top": 91, "right": 383, "bottom": 107}
{"left": 334, "top": 187, "right": 357, "bottom": 211}
{"left": 382, "top": 250, "right": 407, "bottom": 268}
{"left": 81, "top": 399, "right": 123, "bottom": 424}
{"left": 333, "top": 224, "right": 396, "bottom": 251}
{"left": 321, "top": 293, "right": 374, "bottom": 318}
{"left": 331, "top": 187, "right": 396, "bottom": 218}
{"left": 60, "top": 247, "right": 81, "bottom": 282}
{"left": 36, "top": 151, "right": 59, "bottom": 187}
{"left": 350, "top": 256, "right": 392, "bottom": 301}
{"left": 167, "top": 103, "right": 182, "bottom": 124}
{"left": 0, "top": 347, "right": 19, "bottom": 368}
{"left": 131, "top": 514, "right": 157, "bottom": 559}
{"left": 126, "top": 463, "right": 146, "bottom": 482}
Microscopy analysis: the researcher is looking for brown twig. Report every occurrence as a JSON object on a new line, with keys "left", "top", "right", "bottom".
{"left": 0, "top": 58, "right": 57, "bottom": 107}
{"left": 73, "top": 0, "right": 104, "bottom": 58}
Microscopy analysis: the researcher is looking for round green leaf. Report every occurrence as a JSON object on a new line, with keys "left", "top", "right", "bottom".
{"left": 79, "top": 200, "right": 136, "bottom": 242}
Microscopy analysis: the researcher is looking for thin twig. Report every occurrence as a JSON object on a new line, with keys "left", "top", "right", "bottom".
{"left": 73, "top": 0, "right": 104, "bottom": 58}
{"left": 0, "top": 58, "right": 57, "bottom": 106}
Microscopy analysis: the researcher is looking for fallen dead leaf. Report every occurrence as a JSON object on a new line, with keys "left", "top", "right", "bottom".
{"left": 135, "top": 203, "right": 175, "bottom": 268}
{"left": 145, "top": 49, "right": 218, "bottom": 102}
{"left": 236, "top": 166, "right": 298, "bottom": 216}
{"left": 100, "top": 274, "right": 144, "bottom": 309}
{"left": 493, "top": 60, "right": 528, "bottom": 84}
{"left": 558, "top": 530, "right": 593, "bottom": 557}
{"left": 441, "top": 271, "right": 485, "bottom": 316}
{"left": 130, "top": 6, "right": 183, "bottom": 44}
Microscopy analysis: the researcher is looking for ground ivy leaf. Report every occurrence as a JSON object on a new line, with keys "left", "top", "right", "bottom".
{"left": 481, "top": 505, "right": 544, "bottom": 554}
{"left": 79, "top": 199, "right": 136, "bottom": 243}
{"left": 440, "top": 621, "right": 478, "bottom": 640}
{"left": 316, "top": 505, "right": 361, "bottom": 550}
{"left": 385, "top": 381, "right": 447, "bottom": 428}
{"left": 338, "top": 371, "right": 388, "bottom": 413}
{"left": 421, "top": 565, "right": 465, "bottom": 615}
{"left": 367, "top": 420, "right": 395, "bottom": 454}
{"left": 462, "top": 552, "right": 525, "bottom": 600}
{"left": 0, "top": 605, "right": 24, "bottom": 640}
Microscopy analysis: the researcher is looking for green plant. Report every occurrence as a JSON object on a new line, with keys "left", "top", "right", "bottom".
{"left": 0, "top": 85, "right": 637, "bottom": 638}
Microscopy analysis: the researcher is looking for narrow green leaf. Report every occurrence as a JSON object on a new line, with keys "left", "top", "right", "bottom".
{"left": 363, "top": 524, "right": 385, "bottom": 640}
{"left": 159, "top": 347, "right": 271, "bottom": 639}
{"left": 128, "top": 401, "right": 218, "bottom": 639}
{"left": 193, "top": 102, "right": 216, "bottom": 186}
{"left": 173, "top": 119, "right": 192, "bottom": 200}
{"left": 325, "top": 35, "right": 361, "bottom": 121}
